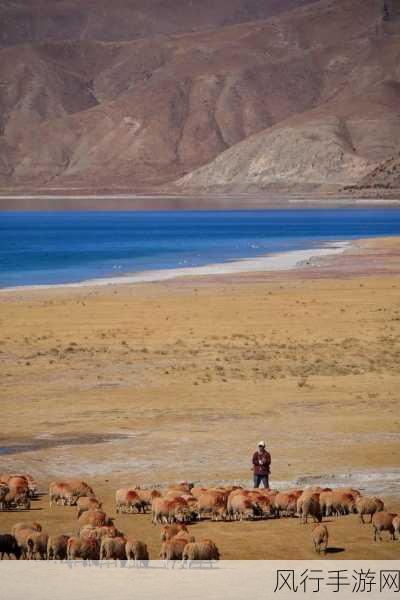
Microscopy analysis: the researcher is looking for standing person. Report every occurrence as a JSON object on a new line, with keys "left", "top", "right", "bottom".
{"left": 252, "top": 441, "right": 271, "bottom": 488}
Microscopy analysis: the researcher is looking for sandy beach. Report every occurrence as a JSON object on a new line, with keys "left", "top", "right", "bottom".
{"left": 1, "top": 235, "right": 400, "bottom": 559}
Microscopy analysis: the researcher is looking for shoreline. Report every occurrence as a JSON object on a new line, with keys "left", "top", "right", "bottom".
{"left": 0, "top": 240, "right": 351, "bottom": 293}
{"left": 1, "top": 194, "right": 400, "bottom": 211}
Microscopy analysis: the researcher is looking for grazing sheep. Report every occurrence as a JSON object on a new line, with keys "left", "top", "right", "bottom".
{"left": 11, "top": 522, "right": 42, "bottom": 535}
{"left": 125, "top": 538, "right": 149, "bottom": 565}
{"left": 160, "top": 536, "right": 194, "bottom": 566}
{"left": 196, "top": 492, "right": 227, "bottom": 521}
{"left": 14, "top": 528, "right": 36, "bottom": 559}
{"left": 297, "top": 493, "right": 322, "bottom": 524}
{"left": 311, "top": 524, "right": 329, "bottom": 554}
{"left": 79, "top": 525, "right": 123, "bottom": 541}
{"left": 100, "top": 536, "right": 127, "bottom": 560}
{"left": 355, "top": 497, "right": 384, "bottom": 524}
{"left": 182, "top": 540, "right": 220, "bottom": 566}
{"left": 49, "top": 482, "right": 78, "bottom": 507}
{"left": 78, "top": 509, "right": 112, "bottom": 529}
{"left": 115, "top": 489, "right": 143, "bottom": 514}
{"left": 152, "top": 497, "right": 191, "bottom": 524}
{"left": 160, "top": 523, "right": 188, "bottom": 541}
{"left": 47, "top": 534, "right": 70, "bottom": 560}
{"left": 134, "top": 488, "right": 162, "bottom": 511}
{"left": 0, "top": 534, "right": 21, "bottom": 559}
{"left": 372, "top": 512, "right": 397, "bottom": 542}
{"left": 320, "top": 491, "right": 356, "bottom": 517}
{"left": 4, "top": 491, "right": 30, "bottom": 511}
{"left": 67, "top": 536, "right": 100, "bottom": 560}
{"left": 227, "top": 493, "right": 257, "bottom": 521}
{"left": 27, "top": 532, "right": 49, "bottom": 560}
{"left": 273, "top": 492, "right": 298, "bottom": 517}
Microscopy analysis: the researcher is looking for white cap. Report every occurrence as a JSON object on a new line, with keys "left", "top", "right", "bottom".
{"left": 258, "top": 440, "right": 266, "bottom": 447}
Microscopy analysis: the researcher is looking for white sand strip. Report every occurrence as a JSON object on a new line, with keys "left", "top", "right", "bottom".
{"left": 0, "top": 240, "right": 351, "bottom": 292}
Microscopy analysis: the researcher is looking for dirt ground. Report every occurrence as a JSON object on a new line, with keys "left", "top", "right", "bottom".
{"left": 0, "top": 236, "right": 400, "bottom": 559}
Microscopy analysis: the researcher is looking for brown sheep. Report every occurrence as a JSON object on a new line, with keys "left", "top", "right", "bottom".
{"left": 125, "top": 538, "right": 149, "bottom": 565}
{"left": 115, "top": 489, "right": 143, "bottom": 514}
{"left": 320, "top": 491, "right": 356, "bottom": 517}
{"left": 134, "top": 488, "right": 162, "bottom": 511}
{"left": 12, "top": 522, "right": 42, "bottom": 535}
{"left": 159, "top": 537, "right": 189, "bottom": 565}
{"left": 151, "top": 497, "right": 191, "bottom": 524}
{"left": 228, "top": 494, "right": 257, "bottom": 521}
{"left": 47, "top": 534, "right": 70, "bottom": 560}
{"left": 297, "top": 493, "right": 322, "bottom": 524}
{"left": 67, "top": 536, "right": 100, "bottom": 560}
{"left": 100, "top": 536, "right": 127, "bottom": 560}
{"left": 79, "top": 525, "right": 123, "bottom": 541}
{"left": 14, "top": 528, "right": 36, "bottom": 559}
{"left": 182, "top": 540, "right": 220, "bottom": 566}
{"left": 356, "top": 496, "right": 385, "bottom": 524}
{"left": 196, "top": 492, "right": 227, "bottom": 521}
{"left": 78, "top": 509, "right": 112, "bottom": 529}
{"left": 27, "top": 532, "right": 49, "bottom": 560}
{"left": 160, "top": 523, "right": 188, "bottom": 541}
{"left": 311, "top": 524, "right": 329, "bottom": 554}
{"left": 4, "top": 491, "right": 31, "bottom": 510}
{"left": 274, "top": 492, "right": 298, "bottom": 517}
{"left": 372, "top": 512, "right": 397, "bottom": 542}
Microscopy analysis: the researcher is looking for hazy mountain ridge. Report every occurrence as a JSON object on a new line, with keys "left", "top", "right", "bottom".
{"left": 0, "top": 0, "right": 399, "bottom": 193}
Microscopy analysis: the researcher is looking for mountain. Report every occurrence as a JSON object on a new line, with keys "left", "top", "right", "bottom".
{"left": 0, "top": 0, "right": 399, "bottom": 194}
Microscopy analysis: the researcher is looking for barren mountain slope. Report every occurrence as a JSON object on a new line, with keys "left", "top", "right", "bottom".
{"left": 0, "top": 0, "right": 399, "bottom": 192}
{"left": 0, "top": 0, "right": 318, "bottom": 47}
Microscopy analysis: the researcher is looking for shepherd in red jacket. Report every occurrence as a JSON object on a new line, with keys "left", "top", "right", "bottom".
{"left": 252, "top": 441, "right": 271, "bottom": 488}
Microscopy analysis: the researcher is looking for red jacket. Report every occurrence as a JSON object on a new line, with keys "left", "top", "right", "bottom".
{"left": 252, "top": 450, "right": 271, "bottom": 475}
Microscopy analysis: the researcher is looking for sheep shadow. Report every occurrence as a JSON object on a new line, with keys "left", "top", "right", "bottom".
{"left": 325, "top": 547, "right": 346, "bottom": 554}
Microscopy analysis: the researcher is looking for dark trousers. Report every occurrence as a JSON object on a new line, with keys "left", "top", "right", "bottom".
{"left": 253, "top": 474, "right": 269, "bottom": 489}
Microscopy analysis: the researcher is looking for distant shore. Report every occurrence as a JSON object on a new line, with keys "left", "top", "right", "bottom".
{"left": 1, "top": 193, "right": 400, "bottom": 211}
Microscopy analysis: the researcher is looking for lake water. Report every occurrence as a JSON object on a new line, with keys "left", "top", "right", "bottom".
{"left": 1, "top": 209, "right": 400, "bottom": 288}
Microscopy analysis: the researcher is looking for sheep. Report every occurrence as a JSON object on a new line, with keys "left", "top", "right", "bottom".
{"left": 14, "top": 528, "right": 36, "bottom": 559}
{"left": 311, "top": 524, "right": 329, "bottom": 554}
{"left": 26, "top": 532, "right": 49, "bottom": 560}
{"left": 159, "top": 535, "right": 194, "bottom": 566}
{"left": 0, "top": 534, "right": 21, "bottom": 559}
{"left": 47, "top": 534, "right": 70, "bottom": 560}
{"left": 273, "top": 492, "right": 298, "bottom": 517}
{"left": 182, "top": 540, "right": 220, "bottom": 567}
{"left": 125, "top": 538, "right": 149, "bottom": 566}
{"left": 372, "top": 512, "right": 397, "bottom": 542}
{"left": 355, "top": 497, "right": 384, "bottom": 524}
{"left": 319, "top": 491, "right": 356, "bottom": 517}
{"left": 100, "top": 536, "right": 127, "bottom": 560}
{"left": 151, "top": 497, "right": 191, "bottom": 524}
{"left": 160, "top": 523, "right": 188, "bottom": 541}
{"left": 196, "top": 492, "right": 227, "bottom": 521}
{"left": 115, "top": 489, "right": 143, "bottom": 514}
{"left": 79, "top": 525, "right": 123, "bottom": 541}
{"left": 11, "top": 522, "right": 42, "bottom": 535}
{"left": 49, "top": 482, "right": 78, "bottom": 507}
{"left": 227, "top": 493, "right": 258, "bottom": 521}
{"left": 78, "top": 509, "right": 113, "bottom": 529}
{"left": 67, "top": 536, "right": 100, "bottom": 560}
{"left": 297, "top": 493, "right": 322, "bottom": 524}
{"left": 4, "top": 491, "right": 31, "bottom": 511}
{"left": 134, "top": 488, "right": 162, "bottom": 511}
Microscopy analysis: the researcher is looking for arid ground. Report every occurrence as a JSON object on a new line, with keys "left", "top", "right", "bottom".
{"left": 0, "top": 237, "right": 400, "bottom": 559}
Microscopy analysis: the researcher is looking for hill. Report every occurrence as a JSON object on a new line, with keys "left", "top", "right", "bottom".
{"left": 0, "top": 0, "right": 399, "bottom": 194}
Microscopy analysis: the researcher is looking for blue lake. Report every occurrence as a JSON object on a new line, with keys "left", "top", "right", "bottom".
{"left": 1, "top": 209, "right": 400, "bottom": 288}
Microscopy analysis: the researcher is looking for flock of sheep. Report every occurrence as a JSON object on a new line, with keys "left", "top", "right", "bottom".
{"left": 0, "top": 473, "right": 399, "bottom": 563}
